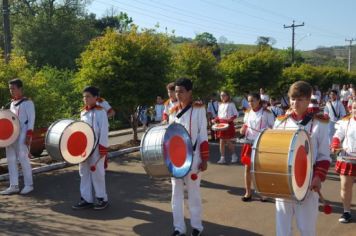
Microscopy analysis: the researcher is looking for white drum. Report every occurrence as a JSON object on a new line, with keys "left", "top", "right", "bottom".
{"left": 45, "top": 119, "right": 96, "bottom": 164}
{"left": 0, "top": 109, "right": 20, "bottom": 148}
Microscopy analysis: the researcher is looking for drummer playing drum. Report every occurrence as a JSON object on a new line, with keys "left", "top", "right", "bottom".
{"left": 0, "top": 78, "right": 35, "bottom": 195}
{"left": 273, "top": 81, "right": 331, "bottom": 236}
{"left": 169, "top": 78, "right": 209, "bottom": 236}
{"left": 240, "top": 93, "right": 274, "bottom": 202}
{"left": 331, "top": 100, "right": 356, "bottom": 223}
{"left": 72, "top": 86, "right": 109, "bottom": 211}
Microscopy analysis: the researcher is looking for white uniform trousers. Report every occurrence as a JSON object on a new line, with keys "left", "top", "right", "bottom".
{"left": 328, "top": 121, "right": 337, "bottom": 144}
{"left": 171, "top": 172, "right": 203, "bottom": 234}
{"left": 276, "top": 191, "right": 319, "bottom": 236}
{"left": 79, "top": 149, "right": 108, "bottom": 203}
{"left": 5, "top": 136, "right": 33, "bottom": 187}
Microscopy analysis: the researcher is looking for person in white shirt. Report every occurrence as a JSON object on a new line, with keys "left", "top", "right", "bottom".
{"left": 154, "top": 95, "right": 165, "bottom": 122}
{"left": 240, "top": 93, "right": 274, "bottom": 202}
{"left": 340, "top": 84, "right": 351, "bottom": 109}
{"left": 331, "top": 100, "right": 356, "bottom": 223}
{"left": 162, "top": 82, "right": 178, "bottom": 124}
{"left": 1, "top": 78, "right": 35, "bottom": 195}
{"left": 169, "top": 78, "right": 209, "bottom": 236}
{"left": 324, "top": 90, "right": 346, "bottom": 142}
{"left": 269, "top": 97, "right": 284, "bottom": 118}
{"left": 72, "top": 86, "right": 109, "bottom": 210}
{"left": 274, "top": 81, "right": 331, "bottom": 236}
{"left": 280, "top": 94, "right": 289, "bottom": 111}
{"left": 97, "top": 97, "right": 115, "bottom": 119}
{"left": 260, "top": 88, "right": 270, "bottom": 107}
{"left": 212, "top": 91, "right": 239, "bottom": 164}
{"left": 207, "top": 93, "right": 219, "bottom": 141}
{"left": 241, "top": 91, "right": 250, "bottom": 112}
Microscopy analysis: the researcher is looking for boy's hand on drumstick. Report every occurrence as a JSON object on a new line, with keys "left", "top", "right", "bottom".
{"left": 240, "top": 124, "right": 247, "bottom": 135}
{"left": 310, "top": 175, "right": 322, "bottom": 192}
{"left": 199, "top": 160, "right": 208, "bottom": 172}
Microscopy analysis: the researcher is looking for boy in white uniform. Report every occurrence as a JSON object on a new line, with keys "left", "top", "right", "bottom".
{"left": 324, "top": 89, "right": 346, "bottom": 142}
{"left": 273, "top": 81, "right": 331, "bottom": 236}
{"left": 170, "top": 78, "right": 209, "bottom": 236}
{"left": 72, "top": 86, "right": 109, "bottom": 210}
{"left": 1, "top": 78, "right": 35, "bottom": 195}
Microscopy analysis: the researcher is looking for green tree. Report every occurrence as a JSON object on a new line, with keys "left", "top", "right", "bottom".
{"left": 194, "top": 32, "right": 221, "bottom": 60}
{"left": 75, "top": 28, "right": 172, "bottom": 141}
{"left": 172, "top": 43, "right": 220, "bottom": 100}
{"left": 219, "top": 48, "right": 284, "bottom": 95}
{"left": 11, "top": 0, "right": 97, "bottom": 69}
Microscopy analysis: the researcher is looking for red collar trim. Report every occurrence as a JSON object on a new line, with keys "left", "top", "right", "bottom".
{"left": 291, "top": 111, "right": 308, "bottom": 121}
{"left": 85, "top": 105, "right": 98, "bottom": 111}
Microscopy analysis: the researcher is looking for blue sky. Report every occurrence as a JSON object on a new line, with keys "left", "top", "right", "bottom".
{"left": 86, "top": 0, "right": 355, "bottom": 51}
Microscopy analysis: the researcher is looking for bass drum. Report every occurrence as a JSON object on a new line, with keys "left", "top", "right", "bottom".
{"left": 0, "top": 109, "right": 20, "bottom": 148}
{"left": 140, "top": 123, "right": 193, "bottom": 178}
{"left": 251, "top": 129, "right": 313, "bottom": 202}
{"left": 45, "top": 119, "right": 96, "bottom": 164}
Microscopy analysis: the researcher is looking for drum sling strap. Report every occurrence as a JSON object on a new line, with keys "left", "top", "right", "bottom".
{"left": 298, "top": 113, "right": 313, "bottom": 126}
{"left": 211, "top": 102, "right": 218, "bottom": 116}
{"left": 329, "top": 101, "right": 340, "bottom": 119}
{"left": 14, "top": 98, "right": 29, "bottom": 125}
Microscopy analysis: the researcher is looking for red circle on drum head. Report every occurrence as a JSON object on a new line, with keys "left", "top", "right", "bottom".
{"left": 295, "top": 145, "right": 307, "bottom": 188}
{"left": 169, "top": 135, "right": 187, "bottom": 167}
{"left": 67, "top": 131, "right": 87, "bottom": 157}
{"left": 0, "top": 118, "right": 14, "bottom": 140}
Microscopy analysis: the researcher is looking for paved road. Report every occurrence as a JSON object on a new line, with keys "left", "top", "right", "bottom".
{"left": 0, "top": 138, "right": 355, "bottom": 235}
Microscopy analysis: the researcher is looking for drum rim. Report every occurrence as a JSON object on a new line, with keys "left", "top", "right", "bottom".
{"left": 211, "top": 123, "right": 229, "bottom": 131}
{"left": 251, "top": 128, "right": 265, "bottom": 196}
{"left": 46, "top": 119, "right": 96, "bottom": 164}
{"left": 288, "top": 129, "right": 313, "bottom": 202}
{"left": 0, "top": 109, "right": 20, "bottom": 147}
{"left": 165, "top": 123, "right": 193, "bottom": 178}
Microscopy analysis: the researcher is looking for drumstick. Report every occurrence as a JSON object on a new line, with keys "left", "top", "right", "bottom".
{"left": 317, "top": 190, "right": 332, "bottom": 214}
{"left": 243, "top": 125, "right": 263, "bottom": 133}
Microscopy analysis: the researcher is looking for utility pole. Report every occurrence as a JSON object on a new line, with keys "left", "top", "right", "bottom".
{"left": 284, "top": 20, "right": 305, "bottom": 64}
{"left": 345, "top": 38, "right": 356, "bottom": 72}
{"left": 3, "top": 0, "right": 11, "bottom": 63}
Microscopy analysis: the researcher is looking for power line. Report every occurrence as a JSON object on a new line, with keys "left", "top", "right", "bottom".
{"left": 284, "top": 20, "right": 305, "bottom": 63}
{"left": 345, "top": 38, "right": 356, "bottom": 72}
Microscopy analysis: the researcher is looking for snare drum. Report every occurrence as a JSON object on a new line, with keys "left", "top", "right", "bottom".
{"left": 251, "top": 129, "right": 313, "bottom": 202}
{"left": 212, "top": 123, "right": 229, "bottom": 131}
{"left": 45, "top": 119, "right": 96, "bottom": 164}
{"left": 140, "top": 123, "right": 193, "bottom": 178}
{"left": 0, "top": 109, "right": 20, "bottom": 147}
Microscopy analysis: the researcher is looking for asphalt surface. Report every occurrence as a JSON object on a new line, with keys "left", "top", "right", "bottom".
{"left": 0, "top": 133, "right": 355, "bottom": 236}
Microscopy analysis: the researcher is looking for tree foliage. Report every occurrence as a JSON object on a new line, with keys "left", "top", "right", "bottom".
{"left": 75, "top": 28, "right": 172, "bottom": 139}
{"left": 172, "top": 43, "right": 220, "bottom": 100}
{"left": 219, "top": 48, "right": 284, "bottom": 95}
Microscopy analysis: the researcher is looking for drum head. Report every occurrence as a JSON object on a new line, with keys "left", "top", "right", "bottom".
{"left": 60, "top": 121, "right": 95, "bottom": 164}
{"left": 163, "top": 123, "right": 193, "bottom": 178}
{"left": 290, "top": 129, "right": 313, "bottom": 201}
{"left": 212, "top": 123, "right": 229, "bottom": 131}
{"left": 0, "top": 110, "right": 20, "bottom": 148}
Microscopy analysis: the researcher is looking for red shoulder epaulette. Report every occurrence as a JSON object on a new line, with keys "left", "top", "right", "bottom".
{"left": 342, "top": 114, "right": 352, "bottom": 121}
{"left": 97, "top": 97, "right": 105, "bottom": 102}
{"left": 169, "top": 104, "right": 180, "bottom": 114}
{"left": 276, "top": 114, "right": 288, "bottom": 121}
{"left": 313, "top": 113, "right": 329, "bottom": 123}
{"left": 164, "top": 99, "right": 170, "bottom": 106}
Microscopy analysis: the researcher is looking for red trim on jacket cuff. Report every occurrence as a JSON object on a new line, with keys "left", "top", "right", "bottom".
{"left": 200, "top": 141, "right": 209, "bottom": 161}
{"left": 331, "top": 137, "right": 340, "bottom": 148}
{"left": 162, "top": 113, "right": 168, "bottom": 121}
{"left": 99, "top": 144, "right": 108, "bottom": 156}
{"left": 313, "top": 160, "right": 330, "bottom": 181}
{"left": 26, "top": 130, "right": 33, "bottom": 137}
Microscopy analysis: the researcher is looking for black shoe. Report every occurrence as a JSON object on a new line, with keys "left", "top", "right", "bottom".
{"left": 72, "top": 198, "right": 93, "bottom": 210}
{"left": 191, "top": 228, "right": 202, "bottom": 236}
{"left": 172, "top": 230, "right": 186, "bottom": 236}
{"left": 93, "top": 198, "right": 109, "bottom": 210}
{"left": 241, "top": 195, "right": 252, "bottom": 202}
{"left": 339, "top": 212, "right": 352, "bottom": 223}
{"left": 260, "top": 197, "right": 268, "bottom": 202}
